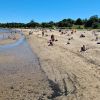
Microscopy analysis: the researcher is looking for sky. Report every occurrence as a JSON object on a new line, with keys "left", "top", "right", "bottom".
{"left": 0, "top": 0, "right": 100, "bottom": 23}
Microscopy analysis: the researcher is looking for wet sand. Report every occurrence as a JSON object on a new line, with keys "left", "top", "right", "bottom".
{"left": 0, "top": 30, "right": 53, "bottom": 100}
{"left": 0, "top": 28, "right": 22, "bottom": 45}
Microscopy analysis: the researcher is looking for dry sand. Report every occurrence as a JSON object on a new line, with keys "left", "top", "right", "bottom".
{"left": 23, "top": 29, "right": 100, "bottom": 100}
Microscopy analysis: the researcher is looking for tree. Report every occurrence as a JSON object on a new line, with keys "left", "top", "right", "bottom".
{"left": 75, "top": 18, "right": 83, "bottom": 25}
{"left": 90, "top": 15, "right": 99, "bottom": 22}
{"left": 56, "top": 18, "right": 74, "bottom": 28}
{"left": 85, "top": 15, "right": 99, "bottom": 28}
{"left": 92, "top": 22, "right": 100, "bottom": 29}
{"left": 48, "top": 21, "right": 55, "bottom": 28}
{"left": 82, "top": 19, "right": 87, "bottom": 25}
{"left": 26, "top": 20, "right": 40, "bottom": 28}
{"left": 85, "top": 20, "right": 93, "bottom": 27}
{"left": 0, "top": 15, "right": 100, "bottom": 29}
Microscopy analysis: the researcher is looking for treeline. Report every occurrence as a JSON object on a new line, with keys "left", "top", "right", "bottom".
{"left": 0, "top": 15, "right": 100, "bottom": 29}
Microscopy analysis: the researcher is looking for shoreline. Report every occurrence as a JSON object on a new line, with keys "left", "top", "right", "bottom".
{"left": 0, "top": 33, "right": 21, "bottom": 45}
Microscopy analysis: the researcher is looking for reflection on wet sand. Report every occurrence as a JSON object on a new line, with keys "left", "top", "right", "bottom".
{"left": 0, "top": 29, "right": 52, "bottom": 100}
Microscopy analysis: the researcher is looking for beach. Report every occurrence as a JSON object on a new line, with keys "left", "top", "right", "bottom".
{"left": 23, "top": 29, "right": 100, "bottom": 100}
{"left": 0, "top": 0, "right": 100, "bottom": 99}
{"left": 0, "top": 30, "right": 22, "bottom": 45}
{"left": 0, "top": 29, "right": 100, "bottom": 100}
{"left": 0, "top": 29, "right": 52, "bottom": 100}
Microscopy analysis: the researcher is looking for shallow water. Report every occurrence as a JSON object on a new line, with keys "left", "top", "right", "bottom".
{"left": 0, "top": 29, "right": 11, "bottom": 40}
{"left": 0, "top": 29, "right": 39, "bottom": 75}
{"left": 0, "top": 29, "right": 51, "bottom": 99}
{"left": 0, "top": 28, "right": 25, "bottom": 48}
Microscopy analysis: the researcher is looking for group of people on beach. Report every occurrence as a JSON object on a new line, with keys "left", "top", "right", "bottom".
{"left": 41, "top": 29, "right": 56, "bottom": 46}
{"left": 59, "top": 29, "right": 88, "bottom": 52}
{"left": 29, "top": 29, "right": 100, "bottom": 52}
{"left": 42, "top": 29, "right": 87, "bottom": 51}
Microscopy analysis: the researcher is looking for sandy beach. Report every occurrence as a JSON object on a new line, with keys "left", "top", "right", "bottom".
{"left": 0, "top": 29, "right": 100, "bottom": 100}
{"left": 23, "top": 29, "right": 100, "bottom": 100}
{"left": 0, "top": 0, "right": 100, "bottom": 99}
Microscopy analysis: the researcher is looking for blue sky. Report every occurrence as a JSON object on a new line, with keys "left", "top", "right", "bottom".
{"left": 0, "top": 0, "right": 100, "bottom": 23}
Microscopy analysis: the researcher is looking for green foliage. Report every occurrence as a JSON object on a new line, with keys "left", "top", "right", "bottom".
{"left": 0, "top": 23, "right": 25, "bottom": 28}
{"left": 75, "top": 18, "right": 83, "bottom": 25}
{"left": 57, "top": 18, "right": 74, "bottom": 28}
{"left": 26, "top": 20, "right": 40, "bottom": 28}
{"left": 85, "top": 15, "right": 99, "bottom": 28}
{"left": 92, "top": 22, "right": 100, "bottom": 29}
{"left": 72, "top": 25, "right": 84, "bottom": 29}
{"left": 0, "top": 15, "right": 100, "bottom": 29}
